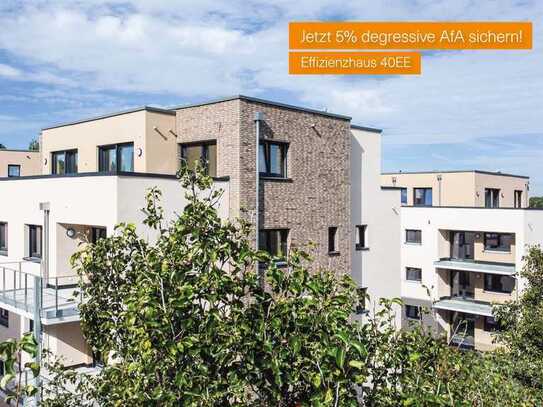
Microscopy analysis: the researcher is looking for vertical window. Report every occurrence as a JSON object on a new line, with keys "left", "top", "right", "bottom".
{"left": 0, "top": 309, "right": 8, "bottom": 328}
{"left": 0, "top": 222, "right": 6, "bottom": 255}
{"left": 514, "top": 190, "right": 523, "bottom": 208}
{"left": 28, "top": 225, "right": 42, "bottom": 259}
{"left": 7, "top": 165, "right": 20, "bottom": 177}
{"left": 258, "top": 229, "right": 288, "bottom": 258}
{"left": 484, "top": 316, "right": 503, "bottom": 332}
{"left": 180, "top": 141, "right": 217, "bottom": 177}
{"left": 405, "top": 305, "right": 420, "bottom": 320}
{"left": 405, "top": 229, "right": 422, "bottom": 244}
{"left": 413, "top": 188, "right": 432, "bottom": 206}
{"left": 91, "top": 227, "right": 107, "bottom": 244}
{"left": 52, "top": 150, "right": 78, "bottom": 174}
{"left": 328, "top": 227, "right": 338, "bottom": 253}
{"left": 355, "top": 225, "right": 367, "bottom": 250}
{"left": 485, "top": 188, "right": 500, "bottom": 208}
{"left": 406, "top": 267, "right": 422, "bottom": 282}
{"left": 259, "top": 141, "right": 287, "bottom": 178}
{"left": 484, "top": 274, "right": 515, "bottom": 294}
{"left": 400, "top": 188, "right": 407, "bottom": 205}
{"left": 484, "top": 233, "right": 513, "bottom": 252}
{"left": 99, "top": 143, "right": 134, "bottom": 172}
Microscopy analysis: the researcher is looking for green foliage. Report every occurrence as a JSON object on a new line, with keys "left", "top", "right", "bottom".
{"left": 529, "top": 196, "right": 543, "bottom": 208}
{"left": 39, "top": 166, "right": 543, "bottom": 406}
{"left": 28, "top": 138, "right": 39, "bottom": 151}
{"left": 0, "top": 332, "right": 40, "bottom": 405}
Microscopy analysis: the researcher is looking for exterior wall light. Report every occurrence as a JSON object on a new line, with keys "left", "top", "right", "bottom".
{"left": 137, "top": 148, "right": 143, "bottom": 157}
{"left": 66, "top": 228, "right": 76, "bottom": 238}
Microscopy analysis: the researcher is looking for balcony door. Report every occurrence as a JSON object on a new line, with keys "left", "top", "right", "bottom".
{"left": 450, "top": 231, "right": 474, "bottom": 260}
{"left": 450, "top": 312, "right": 475, "bottom": 348}
{"left": 450, "top": 270, "right": 474, "bottom": 299}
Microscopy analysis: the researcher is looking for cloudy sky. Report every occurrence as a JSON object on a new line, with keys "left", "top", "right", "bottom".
{"left": 0, "top": 1, "right": 542, "bottom": 191}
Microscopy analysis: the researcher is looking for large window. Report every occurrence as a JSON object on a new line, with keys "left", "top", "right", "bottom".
{"left": 405, "top": 305, "right": 420, "bottom": 320}
{"left": 400, "top": 188, "right": 407, "bottom": 205}
{"left": 405, "top": 229, "right": 422, "bottom": 244}
{"left": 99, "top": 143, "right": 134, "bottom": 172}
{"left": 328, "top": 227, "right": 338, "bottom": 253}
{"left": 485, "top": 188, "right": 500, "bottom": 208}
{"left": 514, "top": 190, "right": 523, "bottom": 208}
{"left": 180, "top": 141, "right": 217, "bottom": 177}
{"left": 0, "top": 222, "right": 7, "bottom": 255}
{"left": 259, "top": 140, "right": 287, "bottom": 178}
{"left": 355, "top": 225, "right": 367, "bottom": 250}
{"left": 484, "top": 233, "right": 513, "bottom": 252}
{"left": 406, "top": 267, "right": 422, "bottom": 282}
{"left": 28, "top": 225, "right": 42, "bottom": 259}
{"left": 52, "top": 149, "right": 78, "bottom": 174}
{"left": 7, "top": 165, "right": 20, "bottom": 177}
{"left": 0, "top": 308, "right": 8, "bottom": 328}
{"left": 484, "top": 274, "right": 515, "bottom": 294}
{"left": 413, "top": 188, "right": 432, "bottom": 206}
{"left": 484, "top": 316, "right": 504, "bottom": 332}
{"left": 259, "top": 229, "right": 288, "bottom": 257}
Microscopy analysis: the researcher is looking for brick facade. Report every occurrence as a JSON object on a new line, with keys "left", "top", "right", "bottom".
{"left": 175, "top": 97, "right": 352, "bottom": 275}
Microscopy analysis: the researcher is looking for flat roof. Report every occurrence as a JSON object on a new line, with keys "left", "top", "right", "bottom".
{"left": 0, "top": 148, "right": 39, "bottom": 153}
{"left": 42, "top": 106, "right": 176, "bottom": 131}
{"left": 350, "top": 124, "right": 383, "bottom": 133}
{"left": 171, "top": 95, "right": 352, "bottom": 121}
{"left": 382, "top": 169, "right": 529, "bottom": 179}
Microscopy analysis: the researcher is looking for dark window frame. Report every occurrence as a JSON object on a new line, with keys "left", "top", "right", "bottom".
{"left": 406, "top": 267, "right": 422, "bottom": 282}
{"left": 413, "top": 187, "right": 432, "bottom": 206}
{"left": 91, "top": 227, "right": 107, "bottom": 244}
{"left": 179, "top": 140, "right": 217, "bottom": 177}
{"left": 328, "top": 226, "right": 339, "bottom": 254}
{"left": 98, "top": 142, "right": 134, "bottom": 173}
{"left": 405, "top": 304, "right": 420, "bottom": 320}
{"left": 355, "top": 225, "right": 367, "bottom": 250}
{"left": 400, "top": 188, "right": 408, "bottom": 205}
{"left": 484, "top": 232, "right": 513, "bottom": 252}
{"left": 405, "top": 229, "right": 422, "bottom": 244}
{"left": 28, "top": 225, "right": 42, "bottom": 260}
{"left": 485, "top": 188, "right": 500, "bottom": 208}
{"left": 0, "top": 222, "right": 7, "bottom": 255}
{"left": 514, "top": 190, "right": 523, "bottom": 208}
{"left": 259, "top": 140, "right": 288, "bottom": 178}
{"left": 51, "top": 149, "right": 78, "bottom": 175}
{"left": 484, "top": 274, "right": 515, "bottom": 294}
{"left": 0, "top": 308, "right": 8, "bottom": 328}
{"left": 7, "top": 165, "right": 20, "bottom": 177}
{"left": 258, "top": 229, "right": 289, "bottom": 258}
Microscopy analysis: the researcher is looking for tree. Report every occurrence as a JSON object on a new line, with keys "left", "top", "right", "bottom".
{"left": 529, "top": 197, "right": 543, "bottom": 208}
{"left": 0, "top": 143, "right": 6, "bottom": 149}
{"left": 28, "top": 138, "right": 39, "bottom": 151}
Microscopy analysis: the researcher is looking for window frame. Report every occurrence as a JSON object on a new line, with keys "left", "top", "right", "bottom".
{"left": 413, "top": 187, "right": 432, "bottom": 206}
{"left": 405, "top": 229, "right": 422, "bottom": 244}
{"left": 51, "top": 149, "right": 78, "bottom": 175}
{"left": 98, "top": 142, "right": 134, "bottom": 173}
{"left": 355, "top": 225, "right": 368, "bottom": 250}
{"left": 514, "top": 190, "right": 523, "bottom": 208}
{"left": 7, "top": 165, "right": 21, "bottom": 177}
{"left": 484, "top": 232, "right": 513, "bottom": 252}
{"left": 328, "top": 226, "right": 339, "bottom": 254}
{"left": 405, "top": 304, "right": 421, "bottom": 320}
{"left": 91, "top": 227, "right": 107, "bottom": 244}
{"left": 400, "top": 188, "right": 407, "bottom": 205}
{"left": 0, "top": 308, "right": 8, "bottom": 328}
{"left": 258, "top": 229, "right": 289, "bottom": 259}
{"left": 179, "top": 140, "right": 217, "bottom": 177}
{"left": 484, "top": 274, "right": 515, "bottom": 294}
{"left": 0, "top": 222, "right": 7, "bottom": 256}
{"left": 27, "top": 225, "right": 43, "bottom": 260}
{"left": 406, "top": 267, "right": 422, "bottom": 282}
{"left": 259, "top": 140, "right": 288, "bottom": 179}
{"left": 485, "top": 188, "right": 500, "bottom": 208}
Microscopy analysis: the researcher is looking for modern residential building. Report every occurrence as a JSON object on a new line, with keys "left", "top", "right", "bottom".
{"left": 389, "top": 170, "right": 543, "bottom": 351}
{"left": 382, "top": 170, "right": 529, "bottom": 208}
{"left": 0, "top": 148, "right": 41, "bottom": 177}
{"left": 0, "top": 96, "right": 400, "bottom": 379}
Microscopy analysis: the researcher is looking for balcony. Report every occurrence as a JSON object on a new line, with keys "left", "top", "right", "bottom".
{"left": 434, "top": 258, "right": 515, "bottom": 276}
{"left": 0, "top": 262, "right": 80, "bottom": 325}
{"left": 433, "top": 296, "right": 493, "bottom": 317}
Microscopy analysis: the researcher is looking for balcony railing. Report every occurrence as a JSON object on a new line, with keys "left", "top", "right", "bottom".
{"left": 0, "top": 261, "right": 81, "bottom": 324}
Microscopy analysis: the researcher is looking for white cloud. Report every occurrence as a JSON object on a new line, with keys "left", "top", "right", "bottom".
{"left": 0, "top": 63, "right": 21, "bottom": 78}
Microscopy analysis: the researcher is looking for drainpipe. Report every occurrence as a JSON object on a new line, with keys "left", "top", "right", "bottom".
{"left": 34, "top": 202, "right": 49, "bottom": 405}
{"left": 437, "top": 175, "right": 442, "bottom": 206}
{"left": 254, "top": 112, "right": 264, "bottom": 284}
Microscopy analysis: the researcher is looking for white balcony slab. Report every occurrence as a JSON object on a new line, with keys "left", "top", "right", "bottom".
{"left": 434, "top": 259, "right": 515, "bottom": 276}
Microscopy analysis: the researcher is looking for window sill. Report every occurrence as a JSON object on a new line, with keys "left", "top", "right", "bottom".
{"left": 355, "top": 245, "right": 369, "bottom": 251}
{"left": 23, "top": 257, "right": 41, "bottom": 263}
{"left": 259, "top": 176, "right": 293, "bottom": 183}
{"left": 482, "top": 249, "right": 511, "bottom": 254}
{"left": 483, "top": 290, "right": 512, "bottom": 295}
{"left": 328, "top": 251, "right": 340, "bottom": 257}
{"left": 405, "top": 279, "right": 422, "bottom": 284}
{"left": 404, "top": 242, "right": 422, "bottom": 246}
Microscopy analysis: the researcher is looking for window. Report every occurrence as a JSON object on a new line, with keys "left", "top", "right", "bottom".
{"left": 0, "top": 309, "right": 8, "bottom": 328}
{"left": 259, "top": 140, "right": 287, "bottom": 178}
{"left": 405, "top": 305, "right": 420, "bottom": 320}
{"left": 28, "top": 225, "right": 42, "bottom": 259}
{"left": 328, "top": 227, "right": 338, "bottom": 253}
{"left": 406, "top": 267, "right": 422, "bottom": 282}
{"left": 484, "top": 316, "right": 503, "bottom": 332}
{"left": 405, "top": 229, "right": 422, "bottom": 244}
{"left": 52, "top": 150, "right": 78, "bottom": 174}
{"left": 7, "top": 165, "right": 20, "bottom": 177}
{"left": 355, "top": 225, "right": 367, "bottom": 250}
{"left": 180, "top": 141, "right": 217, "bottom": 177}
{"left": 259, "top": 229, "right": 288, "bottom": 258}
{"left": 514, "top": 190, "right": 523, "bottom": 208}
{"left": 484, "top": 233, "right": 513, "bottom": 252}
{"left": 484, "top": 274, "right": 515, "bottom": 294}
{"left": 99, "top": 143, "right": 134, "bottom": 172}
{"left": 413, "top": 188, "right": 432, "bottom": 206}
{"left": 91, "top": 227, "right": 107, "bottom": 244}
{"left": 485, "top": 188, "right": 500, "bottom": 208}
{"left": 0, "top": 222, "right": 6, "bottom": 255}
{"left": 400, "top": 188, "right": 407, "bottom": 205}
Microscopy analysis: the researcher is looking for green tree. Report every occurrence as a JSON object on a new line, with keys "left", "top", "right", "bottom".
{"left": 28, "top": 138, "right": 39, "bottom": 151}
{"left": 529, "top": 196, "right": 543, "bottom": 208}
{"left": 0, "top": 143, "right": 6, "bottom": 149}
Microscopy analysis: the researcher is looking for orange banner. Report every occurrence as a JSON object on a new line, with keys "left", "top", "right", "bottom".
{"left": 289, "top": 52, "right": 421, "bottom": 75}
{"left": 289, "top": 22, "right": 532, "bottom": 50}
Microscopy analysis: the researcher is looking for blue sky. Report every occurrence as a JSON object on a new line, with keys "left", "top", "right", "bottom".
{"left": 0, "top": 1, "right": 542, "bottom": 192}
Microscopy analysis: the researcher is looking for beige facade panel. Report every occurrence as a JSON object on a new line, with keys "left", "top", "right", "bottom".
{"left": 0, "top": 150, "right": 41, "bottom": 177}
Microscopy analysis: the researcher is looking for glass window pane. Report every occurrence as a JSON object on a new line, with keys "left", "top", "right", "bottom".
{"left": 401, "top": 188, "right": 407, "bottom": 205}
{"left": 99, "top": 146, "right": 116, "bottom": 172}
{"left": 66, "top": 151, "right": 78, "bottom": 174}
{"left": 182, "top": 145, "right": 201, "bottom": 172}
{"left": 118, "top": 144, "right": 134, "bottom": 172}
{"left": 269, "top": 144, "right": 282, "bottom": 175}
{"left": 424, "top": 189, "right": 432, "bottom": 206}
{"left": 259, "top": 144, "right": 267, "bottom": 173}
{"left": 53, "top": 152, "right": 66, "bottom": 174}
{"left": 0, "top": 223, "right": 7, "bottom": 250}
{"left": 205, "top": 144, "right": 217, "bottom": 177}
{"left": 8, "top": 165, "right": 20, "bottom": 177}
